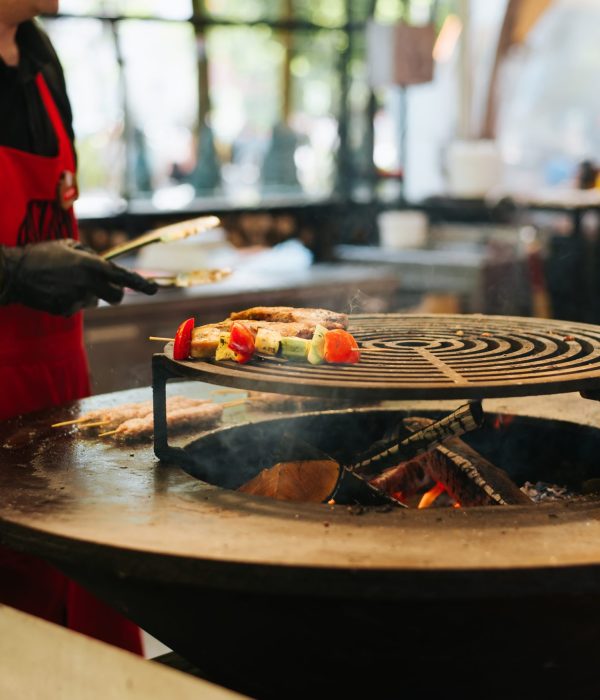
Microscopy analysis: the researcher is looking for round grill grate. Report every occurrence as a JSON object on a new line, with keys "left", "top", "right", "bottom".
{"left": 170, "top": 314, "right": 600, "bottom": 400}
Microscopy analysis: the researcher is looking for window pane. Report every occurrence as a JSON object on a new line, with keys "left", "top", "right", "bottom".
{"left": 58, "top": 0, "right": 193, "bottom": 19}
{"left": 207, "top": 25, "right": 284, "bottom": 199}
{"left": 204, "top": 0, "right": 283, "bottom": 23}
{"left": 43, "top": 18, "right": 126, "bottom": 214}
{"left": 57, "top": 0, "right": 105, "bottom": 15}
{"left": 290, "top": 30, "right": 345, "bottom": 195}
{"left": 292, "top": 0, "right": 347, "bottom": 27}
{"left": 497, "top": 1, "right": 600, "bottom": 192}
{"left": 118, "top": 20, "right": 198, "bottom": 197}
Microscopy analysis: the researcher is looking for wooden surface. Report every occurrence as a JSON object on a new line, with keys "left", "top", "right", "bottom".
{"left": 1, "top": 382, "right": 600, "bottom": 600}
{"left": 0, "top": 605, "right": 245, "bottom": 700}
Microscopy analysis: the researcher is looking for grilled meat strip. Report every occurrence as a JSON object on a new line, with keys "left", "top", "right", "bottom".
{"left": 247, "top": 390, "right": 354, "bottom": 412}
{"left": 110, "top": 403, "right": 223, "bottom": 441}
{"left": 77, "top": 396, "right": 206, "bottom": 428}
{"left": 229, "top": 306, "right": 348, "bottom": 329}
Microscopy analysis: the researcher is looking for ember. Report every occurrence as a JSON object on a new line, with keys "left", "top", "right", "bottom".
{"left": 235, "top": 403, "right": 535, "bottom": 507}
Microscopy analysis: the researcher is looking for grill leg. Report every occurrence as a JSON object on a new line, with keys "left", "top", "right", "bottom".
{"left": 152, "top": 354, "right": 170, "bottom": 459}
{"left": 580, "top": 389, "right": 600, "bottom": 402}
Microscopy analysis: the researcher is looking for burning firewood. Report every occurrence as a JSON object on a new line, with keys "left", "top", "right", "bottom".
{"left": 238, "top": 432, "right": 403, "bottom": 507}
{"left": 238, "top": 460, "right": 340, "bottom": 502}
{"left": 352, "top": 402, "right": 484, "bottom": 478}
{"left": 371, "top": 416, "right": 532, "bottom": 507}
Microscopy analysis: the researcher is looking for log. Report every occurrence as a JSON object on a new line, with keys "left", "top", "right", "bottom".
{"left": 238, "top": 432, "right": 403, "bottom": 507}
{"left": 238, "top": 460, "right": 340, "bottom": 503}
{"left": 371, "top": 416, "right": 532, "bottom": 507}
{"left": 353, "top": 402, "right": 484, "bottom": 477}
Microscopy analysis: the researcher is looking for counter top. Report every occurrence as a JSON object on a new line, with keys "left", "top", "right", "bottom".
{"left": 86, "top": 261, "right": 400, "bottom": 320}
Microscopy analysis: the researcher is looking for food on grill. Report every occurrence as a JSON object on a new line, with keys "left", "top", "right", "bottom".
{"left": 229, "top": 306, "right": 348, "bottom": 329}
{"left": 246, "top": 390, "right": 353, "bottom": 412}
{"left": 173, "top": 317, "right": 195, "bottom": 361}
{"left": 52, "top": 396, "right": 206, "bottom": 429}
{"left": 323, "top": 329, "right": 360, "bottom": 364}
{"left": 254, "top": 327, "right": 281, "bottom": 356}
{"left": 307, "top": 325, "right": 327, "bottom": 365}
{"left": 187, "top": 305, "right": 349, "bottom": 359}
{"left": 103, "top": 403, "right": 224, "bottom": 441}
{"left": 166, "top": 305, "right": 359, "bottom": 365}
{"left": 227, "top": 322, "right": 255, "bottom": 363}
{"left": 238, "top": 459, "right": 340, "bottom": 502}
{"left": 280, "top": 336, "right": 311, "bottom": 361}
{"left": 190, "top": 320, "right": 313, "bottom": 359}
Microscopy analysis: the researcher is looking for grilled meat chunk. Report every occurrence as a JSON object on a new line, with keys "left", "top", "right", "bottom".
{"left": 229, "top": 306, "right": 348, "bottom": 329}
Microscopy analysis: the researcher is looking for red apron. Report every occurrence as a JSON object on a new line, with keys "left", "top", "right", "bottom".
{"left": 0, "top": 73, "right": 142, "bottom": 655}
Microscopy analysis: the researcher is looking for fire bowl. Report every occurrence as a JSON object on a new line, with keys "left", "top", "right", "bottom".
{"left": 84, "top": 407, "right": 600, "bottom": 700}
{"left": 3, "top": 391, "right": 600, "bottom": 700}
{"left": 179, "top": 406, "right": 600, "bottom": 498}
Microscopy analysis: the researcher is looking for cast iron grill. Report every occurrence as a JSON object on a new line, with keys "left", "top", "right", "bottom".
{"left": 157, "top": 314, "right": 600, "bottom": 401}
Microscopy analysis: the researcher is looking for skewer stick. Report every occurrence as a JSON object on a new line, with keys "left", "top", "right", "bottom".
{"left": 221, "top": 399, "right": 247, "bottom": 409}
{"left": 210, "top": 388, "right": 245, "bottom": 396}
{"left": 52, "top": 417, "right": 92, "bottom": 428}
{"left": 98, "top": 398, "right": 247, "bottom": 438}
{"left": 149, "top": 336, "right": 174, "bottom": 342}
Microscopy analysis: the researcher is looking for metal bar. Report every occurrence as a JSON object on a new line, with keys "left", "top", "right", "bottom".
{"left": 152, "top": 354, "right": 170, "bottom": 459}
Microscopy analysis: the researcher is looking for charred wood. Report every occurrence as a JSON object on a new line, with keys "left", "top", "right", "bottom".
{"left": 371, "top": 417, "right": 532, "bottom": 507}
{"left": 353, "top": 402, "right": 484, "bottom": 478}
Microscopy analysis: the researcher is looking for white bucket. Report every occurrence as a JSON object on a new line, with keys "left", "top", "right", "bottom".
{"left": 446, "top": 140, "right": 502, "bottom": 198}
{"left": 378, "top": 210, "right": 428, "bottom": 249}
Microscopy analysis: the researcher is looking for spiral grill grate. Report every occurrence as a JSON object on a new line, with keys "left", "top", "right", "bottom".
{"left": 170, "top": 314, "right": 600, "bottom": 400}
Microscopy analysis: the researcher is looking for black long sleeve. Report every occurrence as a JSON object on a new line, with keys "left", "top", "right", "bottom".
{"left": 0, "top": 20, "right": 74, "bottom": 157}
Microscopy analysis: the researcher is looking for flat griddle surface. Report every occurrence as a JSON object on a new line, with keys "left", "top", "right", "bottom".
{"left": 165, "top": 313, "right": 600, "bottom": 399}
{"left": 2, "top": 386, "right": 600, "bottom": 591}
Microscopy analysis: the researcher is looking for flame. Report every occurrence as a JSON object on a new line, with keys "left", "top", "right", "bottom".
{"left": 391, "top": 491, "right": 409, "bottom": 505}
{"left": 492, "top": 413, "right": 515, "bottom": 430}
{"left": 417, "top": 482, "right": 446, "bottom": 509}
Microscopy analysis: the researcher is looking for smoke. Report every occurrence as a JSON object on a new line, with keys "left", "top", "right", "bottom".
{"left": 345, "top": 289, "right": 388, "bottom": 315}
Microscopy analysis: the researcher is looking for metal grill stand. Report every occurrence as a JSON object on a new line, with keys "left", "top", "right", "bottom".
{"left": 153, "top": 313, "right": 600, "bottom": 459}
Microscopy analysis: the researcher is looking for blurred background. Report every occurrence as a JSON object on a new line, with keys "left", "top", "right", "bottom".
{"left": 42, "top": 0, "right": 600, "bottom": 391}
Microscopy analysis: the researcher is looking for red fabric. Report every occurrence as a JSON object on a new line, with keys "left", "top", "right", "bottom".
{"left": 0, "top": 73, "right": 142, "bottom": 655}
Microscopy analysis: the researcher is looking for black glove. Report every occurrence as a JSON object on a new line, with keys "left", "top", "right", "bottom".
{"left": 0, "top": 239, "right": 158, "bottom": 316}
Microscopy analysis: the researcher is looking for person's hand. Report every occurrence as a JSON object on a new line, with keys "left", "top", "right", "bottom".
{"left": 0, "top": 239, "right": 158, "bottom": 316}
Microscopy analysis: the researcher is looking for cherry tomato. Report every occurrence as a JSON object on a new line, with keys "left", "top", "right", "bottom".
{"left": 229, "top": 322, "right": 256, "bottom": 358}
{"left": 173, "top": 317, "right": 195, "bottom": 360}
{"left": 323, "top": 329, "right": 360, "bottom": 364}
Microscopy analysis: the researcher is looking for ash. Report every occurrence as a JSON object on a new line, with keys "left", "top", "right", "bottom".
{"left": 520, "top": 481, "right": 576, "bottom": 503}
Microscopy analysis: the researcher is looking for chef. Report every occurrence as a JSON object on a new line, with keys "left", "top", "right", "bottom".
{"left": 0, "top": 0, "right": 156, "bottom": 653}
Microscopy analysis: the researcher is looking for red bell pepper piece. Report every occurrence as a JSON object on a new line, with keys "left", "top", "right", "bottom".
{"left": 228, "top": 322, "right": 256, "bottom": 361}
{"left": 233, "top": 351, "right": 253, "bottom": 364}
{"left": 323, "top": 329, "right": 360, "bottom": 364}
{"left": 173, "top": 317, "right": 195, "bottom": 360}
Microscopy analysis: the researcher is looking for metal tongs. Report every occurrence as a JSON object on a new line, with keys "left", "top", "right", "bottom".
{"left": 101, "top": 215, "right": 221, "bottom": 261}
{"left": 100, "top": 215, "right": 231, "bottom": 289}
{"left": 149, "top": 267, "right": 233, "bottom": 288}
